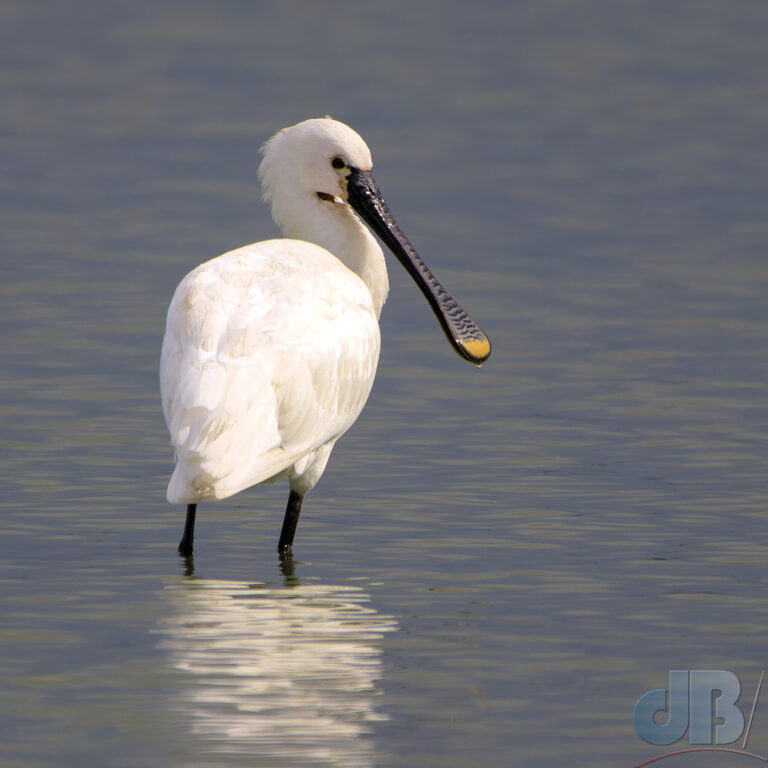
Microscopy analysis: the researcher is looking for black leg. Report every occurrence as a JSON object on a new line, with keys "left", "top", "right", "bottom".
{"left": 279, "top": 550, "right": 298, "bottom": 584}
{"left": 277, "top": 490, "right": 303, "bottom": 553}
{"left": 178, "top": 503, "right": 197, "bottom": 556}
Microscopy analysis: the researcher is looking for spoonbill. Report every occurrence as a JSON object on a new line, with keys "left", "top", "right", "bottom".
{"left": 160, "top": 117, "right": 491, "bottom": 557}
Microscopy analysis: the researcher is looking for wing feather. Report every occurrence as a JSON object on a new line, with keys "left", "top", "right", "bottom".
{"left": 160, "top": 239, "right": 380, "bottom": 503}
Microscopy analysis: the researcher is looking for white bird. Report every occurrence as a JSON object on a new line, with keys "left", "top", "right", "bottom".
{"left": 160, "top": 117, "right": 491, "bottom": 557}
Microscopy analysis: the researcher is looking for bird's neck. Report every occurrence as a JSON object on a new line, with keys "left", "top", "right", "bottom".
{"left": 273, "top": 196, "right": 389, "bottom": 317}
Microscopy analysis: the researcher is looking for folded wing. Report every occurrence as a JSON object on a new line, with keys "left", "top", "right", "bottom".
{"left": 160, "top": 239, "right": 380, "bottom": 503}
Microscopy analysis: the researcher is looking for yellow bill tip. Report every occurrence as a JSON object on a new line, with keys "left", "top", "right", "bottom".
{"left": 457, "top": 334, "right": 492, "bottom": 366}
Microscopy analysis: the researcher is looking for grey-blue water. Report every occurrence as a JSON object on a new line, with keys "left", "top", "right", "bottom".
{"left": 2, "top": 2, "right": 768, "bottom": 766}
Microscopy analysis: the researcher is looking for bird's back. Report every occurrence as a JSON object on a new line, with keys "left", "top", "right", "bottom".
{"left": 160, "top": 238, "right": 381, "bottom": 503}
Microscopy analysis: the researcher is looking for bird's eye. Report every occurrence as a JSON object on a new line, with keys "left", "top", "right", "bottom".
{"left": 331, "top": 156, "right": 345, "bottom": 170}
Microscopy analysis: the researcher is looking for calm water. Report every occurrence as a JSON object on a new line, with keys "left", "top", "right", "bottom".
{"left": 2, "top": 2, "right": 768, "bottom": 766}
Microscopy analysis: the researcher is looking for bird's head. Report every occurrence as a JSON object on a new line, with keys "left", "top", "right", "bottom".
{"left": 259, "top": 117, "right": 373, "bottom": 209}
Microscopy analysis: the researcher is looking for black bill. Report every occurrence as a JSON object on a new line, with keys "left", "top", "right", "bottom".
{"left": 347, "top": 169, "right": 491, "bottom": 366}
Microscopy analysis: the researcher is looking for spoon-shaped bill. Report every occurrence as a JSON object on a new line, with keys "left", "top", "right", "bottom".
{"left": 347, "top": 169, "right": 491, "bottom": 366}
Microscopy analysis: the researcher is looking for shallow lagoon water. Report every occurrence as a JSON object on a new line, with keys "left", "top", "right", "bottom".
{"left": 2, "top": 2, "right": 768, "bottom": 766}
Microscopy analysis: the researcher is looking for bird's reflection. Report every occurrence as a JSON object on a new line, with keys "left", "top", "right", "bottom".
{"left": 156, "top": 572, "right": 396, "bottom": 766}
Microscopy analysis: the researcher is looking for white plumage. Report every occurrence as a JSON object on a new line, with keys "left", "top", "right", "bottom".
{"left": 161, "top": 239, "right": 379, "bottom": 503}
{"left": 160, "top": 117, "right": 490, "bottom": 556}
